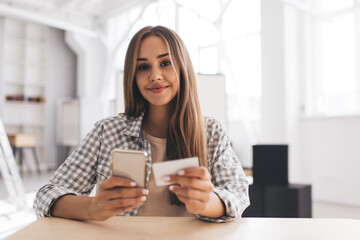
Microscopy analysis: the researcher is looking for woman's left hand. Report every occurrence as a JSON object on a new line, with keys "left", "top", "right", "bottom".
{"left": 166, "top": 167, "right": 223, "bottom": 216}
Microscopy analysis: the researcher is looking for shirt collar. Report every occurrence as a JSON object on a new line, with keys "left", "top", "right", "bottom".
{"left": 121, "top": 111, "right": 145, "bottom": 139}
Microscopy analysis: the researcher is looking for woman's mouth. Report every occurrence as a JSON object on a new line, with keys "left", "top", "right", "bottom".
{"left": 148, "top": 85, "right": 169, "bottom": 93}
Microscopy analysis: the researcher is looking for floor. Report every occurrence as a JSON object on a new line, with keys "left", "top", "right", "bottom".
{"left": 1, "top": 171, "right": 360, "bottom": 239}
{"left": 0, "top": 170, "right": 53, "bottom": 239}
{"left": 313, "top": 201, "right": 360, "bottom": 219}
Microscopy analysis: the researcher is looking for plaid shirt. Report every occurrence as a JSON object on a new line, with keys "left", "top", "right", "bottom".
{"left": 33, "top": 113, "right": 249, "bottom": 223}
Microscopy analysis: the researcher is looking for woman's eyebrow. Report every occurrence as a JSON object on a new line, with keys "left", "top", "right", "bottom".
{"left": 157, "top": 53, "right": 169, "bottom": 58}
{"left": 137, "top": 53, "right": 169, "bottom": 61}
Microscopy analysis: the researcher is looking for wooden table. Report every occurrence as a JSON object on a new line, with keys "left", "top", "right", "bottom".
{"left": 6, "top": 217, "right": 360, "bottom": 240}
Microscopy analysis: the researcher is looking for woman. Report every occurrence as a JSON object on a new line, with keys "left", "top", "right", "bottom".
{"left": 34, "top": 26, "right": 249, "bottom": 223}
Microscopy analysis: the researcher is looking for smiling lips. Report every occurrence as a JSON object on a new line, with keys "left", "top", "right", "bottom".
{"left": 147, "top": 85, "right": 169, "bottom": 93}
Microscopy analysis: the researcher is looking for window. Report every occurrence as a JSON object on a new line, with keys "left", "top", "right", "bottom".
{"left": 304, "top": 0, "right": 360, "bottom": 116}
{"left": 107, "top": 0, "right": 261, "bottom": 121}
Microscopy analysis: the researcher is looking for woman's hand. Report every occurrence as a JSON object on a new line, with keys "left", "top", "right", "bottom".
{"left": 166, "top": 167, "right": 225, "bottom": 218}
{"left": 90, "top": 176, "right": 149, "bottom": 220}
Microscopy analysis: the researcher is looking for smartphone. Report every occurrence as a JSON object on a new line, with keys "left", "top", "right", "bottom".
{"left": 110, "top": 149, "right": 147, "bottom": 187}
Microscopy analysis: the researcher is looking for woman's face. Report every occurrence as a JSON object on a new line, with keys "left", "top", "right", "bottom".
{"left": 135, "top": 35, "right": 179, "bottom": 108}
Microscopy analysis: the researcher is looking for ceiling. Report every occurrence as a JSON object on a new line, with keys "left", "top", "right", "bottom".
{"left": 0, "top": 0, "right": 151, "bottom": 37}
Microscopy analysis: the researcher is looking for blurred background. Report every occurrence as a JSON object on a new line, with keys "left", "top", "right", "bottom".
{"left": 0, "top": 0, "right": 360, "bottom": 237}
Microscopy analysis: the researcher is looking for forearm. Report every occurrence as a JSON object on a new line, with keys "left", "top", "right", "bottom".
{"left": 198, "top": 192, "right": 225, "bottom": 218}
{"left": 51, "top": 195, "right": 95, "bottom": 220}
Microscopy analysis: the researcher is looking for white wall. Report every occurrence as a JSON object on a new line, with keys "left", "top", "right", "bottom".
{"left": 299, "top": 116, "right": 360, "bottom": 206}
{"left": 65, "top": 32, "right": 108, "bottom": 139}
{"left": 197, "top": 74, "right": 227, "bottom": 129}
{"left": 0, "top": 19, "right": 4, "bottom": 113}
{"left": 260, "top": 0, "right": 287, "bottom": 144}
{"left": 227, "top": 120, "right": 260, "bottom": 168}
{"left": 45, "top": 28, "right": 77, "bottom": 168}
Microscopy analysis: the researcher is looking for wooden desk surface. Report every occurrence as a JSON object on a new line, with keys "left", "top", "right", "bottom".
{"left": 6, "top": 217, "right": 360, "bottom": 240}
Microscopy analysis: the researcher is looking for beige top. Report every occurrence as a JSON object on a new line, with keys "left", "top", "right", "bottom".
{"left": 136, "top": 131, "right": 192, "bottom": 217}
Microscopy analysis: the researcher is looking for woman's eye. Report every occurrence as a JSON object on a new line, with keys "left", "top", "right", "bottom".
{"left": 137, "top": 64, "right": 149, "bottom": 71}
{"left": 161, "top": 61, "right": 171, "bottom": 67}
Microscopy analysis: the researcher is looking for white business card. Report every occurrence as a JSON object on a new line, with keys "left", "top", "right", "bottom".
{"left": 152, "top": 157, "right": 199, "bottom": 186}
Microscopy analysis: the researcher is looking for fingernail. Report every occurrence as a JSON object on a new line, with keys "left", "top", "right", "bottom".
{"left": 163, "top": 176, "right": 171, "bottom": 182}
{"left": 142, "top": 189, "right": 149, "bottom": 195}
{"left": 169, "top": 185, "right": 174, "bottom": 191}
{"left": 130, "top": 181, "right": 136, "bottom": 187}
{"left": 139, "top": 196, "right": 147, "bottom": 202}
{"left": 178, "top": 170, "right": 185, "bottom": 176}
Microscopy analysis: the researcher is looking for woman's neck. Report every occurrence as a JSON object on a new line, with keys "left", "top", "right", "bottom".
{"left": 142, "top": 104, "right": 174, "bottom": 138}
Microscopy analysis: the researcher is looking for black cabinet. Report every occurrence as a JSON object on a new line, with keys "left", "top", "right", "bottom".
{"left": 243, "top": 145, "right": 312, "bottom": 218}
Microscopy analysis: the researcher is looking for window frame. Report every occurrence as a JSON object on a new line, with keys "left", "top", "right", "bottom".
{"left": 108, "top": 0, "right": 262, "bottom": 121}
{"left": 303, "top": 0, "right": 360, "bottom": 117}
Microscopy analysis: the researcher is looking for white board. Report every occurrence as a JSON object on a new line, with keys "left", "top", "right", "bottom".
{"left": 197, "top": 74, "right": 227, "bottom": 128}
{"left": 57, "top": 98, "right": 79, "bottom": 146}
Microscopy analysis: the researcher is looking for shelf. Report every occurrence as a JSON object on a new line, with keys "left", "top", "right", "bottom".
{"left": 2, "top": 18, "right": 46, "bottom": 131}
{"left": 4, "top": 101, "right": 45, "bottom": 107}
{"left": 3, "top": 102, "right": 45, "bottom": 127}
{"left": 4, "top": 36, "right": 25, "bottom": 46}
{"left": 4, "top": 54, "right": 25, "bottom": 65}
{"left": 5, "top": 81, "right": 45, "bottom": 88}
{"left": 4, "top": 81, "right": 24, "bottom": 86}
{"left": 26, "top": 38, "right": 46, "bottom": 46}
{"left": 5, "top": 42, "right": 25, "bottom": 59}
{"left": 5, "top": 124, "right": 45, "bottom": 130}
{"left": 25, "top": 61, "right": 46, "bottom": 69}
{"left": 2, "top": 121, "right": 45, "bottom": 129}
{"left": 26, "top": 23, "right": 46, "bottom": 42}
{"left": 1, "top": 17, "right": 75, "bottom": 171}
{"left": 4, "top": 18, "right": 25, "bottom": 38}
{"left": 24, "top": 81, "right": 45, "bottom": 88}
{"left": 25, "top": 58, "right": 46, "bottom": 67}
{"left": 4, "top": 60, "right": 25, "bottom": 67}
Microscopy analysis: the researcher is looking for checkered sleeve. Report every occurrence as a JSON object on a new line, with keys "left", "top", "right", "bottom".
{"left": 196, "top": 118, "right": 250, "bottom": 223}
{"left": 33, "top": 121, "right": 103, "bottom": 218}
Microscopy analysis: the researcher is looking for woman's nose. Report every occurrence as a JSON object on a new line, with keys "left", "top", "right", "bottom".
{"left": 150, "top": 66, "right": 163, "bottom": 81}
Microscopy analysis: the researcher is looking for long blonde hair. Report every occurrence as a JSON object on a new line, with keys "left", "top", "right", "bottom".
{"left": 123, "top": 26, "right": 207, "bottom": 167}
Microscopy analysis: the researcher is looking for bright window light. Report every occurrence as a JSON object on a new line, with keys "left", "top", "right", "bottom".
{"left": 305, "top": 0, "right": 359, "bottom": 116}
{"left": 318, "top": 0, "right": 354, "bottom": 13}
{"left": 108, "top": 0, "right": 261, "bottom": 121}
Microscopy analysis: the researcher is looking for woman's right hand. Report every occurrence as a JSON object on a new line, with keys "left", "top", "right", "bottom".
{"left": 90, "top": 176, "right": 149, "bottom": 220}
